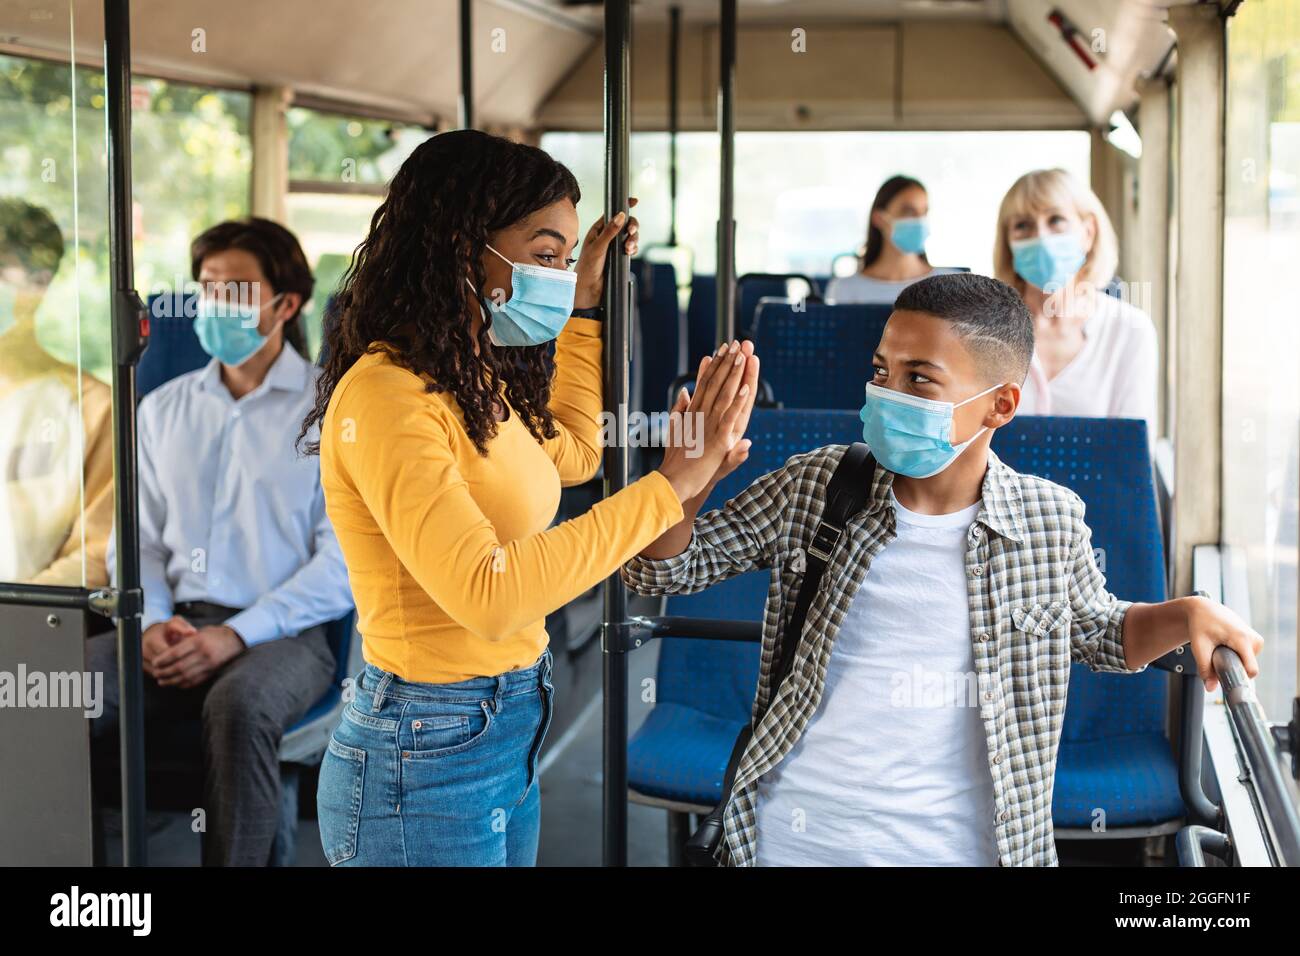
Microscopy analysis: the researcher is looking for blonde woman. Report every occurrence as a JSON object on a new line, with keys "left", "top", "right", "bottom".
{"left": 993, "top": 168, "right": 1157, "bottom": 439}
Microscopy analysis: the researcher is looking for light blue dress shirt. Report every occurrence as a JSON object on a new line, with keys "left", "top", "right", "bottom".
{"left": 107, "top": 344, "right": 353, "bottom": 645}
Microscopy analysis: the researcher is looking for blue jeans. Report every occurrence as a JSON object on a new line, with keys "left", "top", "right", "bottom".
{"left": 317, "top": 649, "right": 554, "bottom": 866}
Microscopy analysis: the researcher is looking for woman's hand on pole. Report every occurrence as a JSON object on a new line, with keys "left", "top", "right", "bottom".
{"left": 573, "top": 197, "right": 639, "bottom": 310}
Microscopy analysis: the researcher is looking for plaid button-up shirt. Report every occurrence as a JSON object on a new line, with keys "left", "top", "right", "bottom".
{"left": 621, "top": 444, "right": 1144, "bottom": 866}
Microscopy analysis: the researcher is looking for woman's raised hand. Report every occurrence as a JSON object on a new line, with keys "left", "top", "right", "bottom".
{"left": 657, "top": 339, "right": 760, "bottom": 504}
{"left": 573, "top": 197, "right": 639, "bottom": 310}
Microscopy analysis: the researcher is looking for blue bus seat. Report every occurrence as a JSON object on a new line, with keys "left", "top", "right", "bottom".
{"left": 992, "top": 416, "right": 1182, "bottom": 832}
{"left": 686, "top": 273, "right": 717, "bottom": 366}
{"left": 140, "top": 293, "right": 208, "bottom": 398}
{"left": 686, "top": 273, "right": 825, "bottom": 352}
{"left": 749, "top": 300, "right": 891, "bottom": 409}
{"left": 630, "top": 259, "right": 683, "bottom": 419}
{"left": 736, "top": 273, "right": 821, "bottom": 338}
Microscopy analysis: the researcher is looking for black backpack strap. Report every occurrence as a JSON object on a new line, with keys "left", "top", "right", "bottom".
{"left": 766, "top": 441, "right": 876, "bottom": 704}
{"left": 685, "top": 442, "right": 877, "bottom": 865}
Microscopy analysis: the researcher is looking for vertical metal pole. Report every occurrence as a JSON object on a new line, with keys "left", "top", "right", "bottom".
{"left": 600, "top": 0, "right": 632, "bottom": 868}
{"left": 715, "top": 0, "right": 736, "bottom": 346}
{"left": 459, "top": 0, "right": 474, "bottom": 129}
{"left": 667, "top": 5, "right": 680, "bottom": 247}
{"left": 103, "top": 0, "right": 149, "bottom": 867}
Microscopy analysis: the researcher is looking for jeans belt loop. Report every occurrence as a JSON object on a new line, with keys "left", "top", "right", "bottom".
{"left": 492, "top": 673, "right": 506, "bottom": 714}
{"left": 371, "top": 671, "right": 393, "bottom": 713}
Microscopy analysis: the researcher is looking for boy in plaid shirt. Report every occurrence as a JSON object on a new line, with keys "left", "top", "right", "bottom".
{"left": 623, "top": 273, "right": 1262, "bottom": 866}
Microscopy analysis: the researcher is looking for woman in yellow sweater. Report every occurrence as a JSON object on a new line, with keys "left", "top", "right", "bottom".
{"left": 301, "top": 130, "right": 757, "bottom": 866}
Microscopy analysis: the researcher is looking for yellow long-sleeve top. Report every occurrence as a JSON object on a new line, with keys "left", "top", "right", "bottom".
{"left": 320, "top": 317, "right": 684, "bottom": 683}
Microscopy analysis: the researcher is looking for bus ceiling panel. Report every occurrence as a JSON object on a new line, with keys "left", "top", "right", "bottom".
{"left": 551, "top": 0, "right": 1008, "bottom": 26}
{"left": 537, "top": 18, "right": 1087, "bottom": 132}
{"left": 0, "top": 0, "right": 595, "bottom": 128}
{"left": 1005, "top": 0, "right": 1179, "bottom": 127}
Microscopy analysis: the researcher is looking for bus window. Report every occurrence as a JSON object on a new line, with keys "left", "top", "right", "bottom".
{"left": 543, "top": 129, "right": 1089, "bottom": 277}
{"left": 2, "top": 56, "right": 249, "bottom": 590}
{"left": 1, "top": 50, "right": 104, "bottom": 589}
{"left": 285, "top": 108, "right": 430, "bottom": 358}
{"left": 1222, "top": 1, "right": 1300, "bottom": 723}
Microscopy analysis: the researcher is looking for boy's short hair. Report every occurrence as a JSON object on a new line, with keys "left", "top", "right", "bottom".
{"left": 893, "top": 273, "right": 1034, "bottom": 385}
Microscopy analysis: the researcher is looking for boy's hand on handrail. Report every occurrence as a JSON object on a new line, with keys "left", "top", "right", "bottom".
{"left": 1186, "top": 596, "right": 1264, "bottom": 693}
{"left": 657, "top": 339, "right": 757, "bottom": 504}
{"left": 1126, "top": 595, "right": 1264, "bottom": 693}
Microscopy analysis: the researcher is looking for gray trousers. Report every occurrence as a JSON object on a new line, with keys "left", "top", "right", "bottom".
{"left": 87, "top": 602, "right": 335, "bottom": 866}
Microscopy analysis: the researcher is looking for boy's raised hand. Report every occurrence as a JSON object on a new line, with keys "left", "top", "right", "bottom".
{"left": 1187, "top": 597, "right": 1264, "bottom": 693}
{"left": 657, "top": 339, "right": 757, "bottom": 503}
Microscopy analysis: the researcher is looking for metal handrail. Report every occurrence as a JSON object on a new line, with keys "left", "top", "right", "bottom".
{"left": 631, "top": 615, "right": 761, "bottom": 644}
{"left": 0, "top": 584, "right": 99, "bottom": 611}
{"left": 1176, "top": 825, "right": 1231, "bottom": 866}
{"left": 0, "top": 583, "right": 127, "bottom": 618}
{"left": 1148, "top": 588, "right": 1221, "bottom": 829}
{"left": 1213, "top": 644, "right": 1300, "bottom": 866}
{"left": 600, "top": 0, "right": 633, "bottom": 869}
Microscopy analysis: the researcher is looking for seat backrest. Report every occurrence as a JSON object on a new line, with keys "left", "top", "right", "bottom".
{"left": 686, "top": 273, "right": 717, "bottom": 366}
{"left": 657, "top": 408, "right": 861, "bottom": 720}
{"left": 630, "top": 259, "right": 683, "bottom": 415}
{"left": 750, "top": 300, "right": 891, "bottom": 409}
{"left": 139, "top": 293, "right": 209, "bottom": 399}
{"left": 991, "top": 416, "right": 1167, "bottom": 742}
{"left": 736, "top": 273, "right": 820, "bottom": 337}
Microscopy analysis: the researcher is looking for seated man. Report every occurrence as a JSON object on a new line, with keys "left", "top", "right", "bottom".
{"left": 622, "top": 272, "right": 1263, "bottom": 867}
{"left": 0, "top": 198, "right": 113, "bottom": 586}
{"left": 94, "top": 218, "right": 352, "bottom": 866}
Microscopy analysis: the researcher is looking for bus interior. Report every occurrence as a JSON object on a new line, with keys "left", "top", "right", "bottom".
{"left": 0, "top": 0, "right": 1297, "bottom": 879}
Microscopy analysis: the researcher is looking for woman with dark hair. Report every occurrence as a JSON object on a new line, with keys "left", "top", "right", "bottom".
{"left": 304, "top": 129, "right": 756, "bottom": 866}
{"left": 825, "top": 175, "right": 959, "bottom": 305}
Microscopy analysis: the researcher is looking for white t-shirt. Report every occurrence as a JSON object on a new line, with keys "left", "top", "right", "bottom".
{"left": 824, "top": 267, "right": 964, "bottom": 306}
{"left": 755, "top": 492, "right": 998, "bottom": 867}
{"left": 1017, "top": 292, "right": 1159, "bottom": 441}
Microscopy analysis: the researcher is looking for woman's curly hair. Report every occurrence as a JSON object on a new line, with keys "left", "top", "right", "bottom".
{"left": 299, "top": 129, "right": 581, "bottom": 456}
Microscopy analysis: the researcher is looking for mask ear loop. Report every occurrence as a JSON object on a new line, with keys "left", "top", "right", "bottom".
{"left": 950, "top": 381, "right": 1008, "bottom": 448}
{"left": 464, "top": 277, "right": 495, "bottom": 332}
{"left": 952, "top": 381, "right": 1007, "bottom": 409}
{"left": 473, "top": 244, "right": 517, "bottom": 314}
{"left": 259, "top": 291, "right": 291, "bottom": 334}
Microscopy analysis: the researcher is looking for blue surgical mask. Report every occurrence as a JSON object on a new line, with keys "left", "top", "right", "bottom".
{"left": 193, "top": 293, "right": 280, "bottom": 366}
{"left": 890, "top": 216, "right": 930, "bottom": 256}
{"left": 1011, "top": 231, "right": 1086, "bottom": 292}
{"left": 859, "top": 381, "right": 1004, "bottom": 479}
{"left": 472, "top": 244, "right": 577, "bottom": 347}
